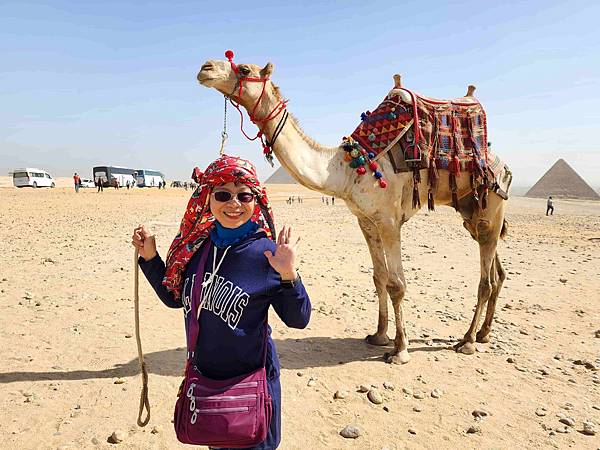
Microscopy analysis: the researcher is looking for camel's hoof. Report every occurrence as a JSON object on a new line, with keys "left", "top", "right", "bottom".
{"left": 454, "top": 341, "right": 476, "bottom": 355}
{"left": 476, "top": 332, "right": 490, "bottom": 343}
{"left": 384, "top": 349, "right": 411, "bottom": 365}
{"left": 366, "top": 333, "right": 390, "bottom": 346}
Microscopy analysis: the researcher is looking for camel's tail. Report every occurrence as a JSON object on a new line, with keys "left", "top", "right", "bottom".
{"left": 500, "top": 219, "right": 508, "bottom": 240}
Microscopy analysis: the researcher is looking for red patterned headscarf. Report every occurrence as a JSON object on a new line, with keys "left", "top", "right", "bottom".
{"left": 163, "top": 154, "right": 275, "bottom": 300}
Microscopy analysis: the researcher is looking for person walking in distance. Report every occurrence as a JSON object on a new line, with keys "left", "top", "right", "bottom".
{"left": 546, "top": 196, "right": 554, "bottom": 216}
{"left": 73, "top": 173, "right": 81, "bottom": 193}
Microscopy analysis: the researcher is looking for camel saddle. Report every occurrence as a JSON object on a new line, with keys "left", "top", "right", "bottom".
{"left": 349, "top": 86, "right": 506, "bottom": 210}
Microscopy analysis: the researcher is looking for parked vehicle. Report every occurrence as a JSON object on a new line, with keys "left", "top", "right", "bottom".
{"left": 136, "top": 169, "right": 165, "bottom": 187}
{"left": 12, "top": 168, "right": 55, "bottom": 188}
{"left": 93, "top": 166, "right": 137, "bottom": 188}
{"left": 79, "top": 178, "right": 95, "bottom": 188}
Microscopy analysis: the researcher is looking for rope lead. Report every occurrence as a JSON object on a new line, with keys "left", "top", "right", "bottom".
{"left": 134, "top": 248, "right": 151, "bottom": 426}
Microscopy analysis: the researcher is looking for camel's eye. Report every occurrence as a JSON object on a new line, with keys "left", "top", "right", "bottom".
{"left": 238, "top": 65, "right": 251, "bottom": 76}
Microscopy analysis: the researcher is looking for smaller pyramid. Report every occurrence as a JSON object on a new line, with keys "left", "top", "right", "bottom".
{"left": 526, "top": 159, "right": 600, "bottom": 200}
{"left": 265, "top": 166, "right": 297, "bottom": 184}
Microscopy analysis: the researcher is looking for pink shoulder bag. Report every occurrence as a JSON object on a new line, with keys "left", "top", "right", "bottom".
{"left": 173, "top": 239, "right": 272, "bottom": 447}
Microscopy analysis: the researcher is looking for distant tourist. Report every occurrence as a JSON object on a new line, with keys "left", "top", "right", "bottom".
{"left": 546, "top": 196, "right": 554, "bottom": 216}
{"left": 126, "top": 180, "right": 130, "bottom": 190}
{"left": 73, "top": 173, "right": 81, "bottom": 193}
{"left": 331, "top": 196, "right": 335, "bottom": 206}
{"left": 96, "top": 177, "right": 103, "bottom": 192}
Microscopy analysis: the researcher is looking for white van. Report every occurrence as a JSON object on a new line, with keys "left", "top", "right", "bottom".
{"left": 80, "top": 178, "right": 95, "bottom": 188}
{"left": 12, "top": 168, "right": 56, "bottom": 188}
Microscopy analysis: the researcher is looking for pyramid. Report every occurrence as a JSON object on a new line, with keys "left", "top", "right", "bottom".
{"left": 265, "top": 166, "right": 297, "bottom": 184}
{"left": 525, "top": 159, "right": 600, "bottom": 200}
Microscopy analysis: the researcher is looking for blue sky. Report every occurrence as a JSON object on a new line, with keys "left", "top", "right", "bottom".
{"left": 1, "top": 0, "right": 599, "bottom": 187}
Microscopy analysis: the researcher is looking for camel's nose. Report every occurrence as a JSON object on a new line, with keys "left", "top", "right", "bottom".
{"left": 200, "top": 61, "right": 214, "bottom": 72}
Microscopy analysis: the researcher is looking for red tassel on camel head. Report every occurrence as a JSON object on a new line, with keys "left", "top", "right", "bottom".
{"left": 225, "top": 49, "right": 237, "bottom": 73}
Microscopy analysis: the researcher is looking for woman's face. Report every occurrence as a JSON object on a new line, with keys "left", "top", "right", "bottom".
{"left": 210, "top": 182, "right": 256, "bottom": 229}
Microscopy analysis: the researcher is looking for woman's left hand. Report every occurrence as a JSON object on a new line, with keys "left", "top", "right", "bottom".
{"left": 264, "top": 225, "right": 300, "bottom": 280}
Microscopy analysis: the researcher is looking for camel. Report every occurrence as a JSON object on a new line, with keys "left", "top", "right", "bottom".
{"left": 196, "top": 57, "right": 511, "bottom": 363}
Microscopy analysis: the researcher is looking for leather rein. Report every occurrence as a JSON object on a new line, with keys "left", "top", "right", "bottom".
{"left": 225, "top": 52, "right": 288, "bottom": 165}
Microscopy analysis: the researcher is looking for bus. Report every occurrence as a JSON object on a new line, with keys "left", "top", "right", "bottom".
{"left": 136, "top": 169, "right": 165, "bottom": 188}
{"left": 93, "top": 166, "right": 137, "bottom": 188}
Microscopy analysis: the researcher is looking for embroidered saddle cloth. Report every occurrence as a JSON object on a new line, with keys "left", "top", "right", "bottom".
{"left": 346, "top": 86, "right": 509, "bottom": 209}
{"left": 351, "top": 87, "right": 504, "bottom": 174}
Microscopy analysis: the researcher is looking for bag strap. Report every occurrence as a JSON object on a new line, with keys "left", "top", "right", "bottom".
{"left": 184, "top": 237, "right": 212, "bottom": 361}
{"left": 186, "top": 239, "right": 270, "bottom": 369}
{"left": 260, "top": 315, "right": 269, "bottom": 368}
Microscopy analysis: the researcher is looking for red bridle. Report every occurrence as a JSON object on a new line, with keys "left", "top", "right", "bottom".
{"left": 224, "top": 50, "right": 288, "bottom": 161}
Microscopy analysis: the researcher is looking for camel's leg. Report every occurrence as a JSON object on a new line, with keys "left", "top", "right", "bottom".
{"left": 455, "top": 229, "right": 498, "bottom": 355}
{"left": 357, "top": 217, "right": 390, "bottom": 346}
{"left": 377, "top": 221, "right": 410, "bottom": 364}
{"left": 476, "top": 252, "right": 506, "bottom": 343}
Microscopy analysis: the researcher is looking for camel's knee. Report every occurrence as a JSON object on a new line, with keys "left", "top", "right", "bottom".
{"left": 478, "top": 277, "right": 492, "bottom": 300}
{"left": 386, "top": 277, "right": 406, "bottom": 299}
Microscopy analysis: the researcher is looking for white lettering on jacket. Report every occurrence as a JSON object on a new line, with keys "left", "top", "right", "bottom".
{"left": 200, "top": 272, "right": 249, "bottom": 330}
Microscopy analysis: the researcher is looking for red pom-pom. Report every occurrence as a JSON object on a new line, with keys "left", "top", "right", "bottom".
{"left": 379, "top": 179, "right": 388, "bottom": 188}
{"left": 360, "top": 149, "right": 367, "bottom": 155}
{"left": 357, "top": 166, "right": 367, "bottom": 175}
{"left": 225, "top": 50, "right": 234, "bottom": 61}
{"left": 369, "top": 161, "right": 378, "bottom": 171}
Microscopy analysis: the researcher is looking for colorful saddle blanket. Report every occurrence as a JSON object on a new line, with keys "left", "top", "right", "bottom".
{"left": 344, "top": 87, "right": 506, "bottom": 209}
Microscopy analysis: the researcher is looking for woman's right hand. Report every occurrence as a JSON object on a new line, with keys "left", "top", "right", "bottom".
{"left": 132, "top": 225, "right": 157, "bottom": 261}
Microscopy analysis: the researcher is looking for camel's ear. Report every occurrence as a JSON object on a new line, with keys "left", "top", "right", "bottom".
{"left": 260, "top": 62, "right": 274, "bottom": 78}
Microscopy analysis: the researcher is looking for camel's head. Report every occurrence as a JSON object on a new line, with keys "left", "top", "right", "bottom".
{"left": 197, "top": 59, "right": 275, "bottom": 104}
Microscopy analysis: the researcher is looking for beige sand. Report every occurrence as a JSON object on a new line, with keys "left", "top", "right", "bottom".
{"left": 1, "top": 180, "right": 599, "bottom": 449}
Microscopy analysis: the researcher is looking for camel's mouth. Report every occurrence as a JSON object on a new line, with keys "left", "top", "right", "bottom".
{"left": 197, "top": 68, "right": 228, "bottom": 88}
{"left": 197, "top": 70, "right": 216, "bottom": 85}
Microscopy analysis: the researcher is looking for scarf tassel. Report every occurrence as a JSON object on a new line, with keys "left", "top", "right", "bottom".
{"left": 481, "top": 185, "right": 488, "bottom": 210}
{"left": 427, "top": 190, "right": 435, "bottom": 211}
{"left": 449, "top": 173, "right": 458, "bottom": 210}
{"left": 412, "top": 169, "right": 421, "bottom": 209}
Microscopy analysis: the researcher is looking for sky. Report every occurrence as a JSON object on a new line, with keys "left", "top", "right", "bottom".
{"left": 1, "top": 0, "right": 599, "bottom": 188}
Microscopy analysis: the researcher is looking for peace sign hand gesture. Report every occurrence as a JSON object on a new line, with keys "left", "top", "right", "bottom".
{"left": 264, "top": 225, "right": 300, "bottom": 281}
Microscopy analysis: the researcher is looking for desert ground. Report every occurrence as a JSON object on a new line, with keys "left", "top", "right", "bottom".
{"left": 1, "top": 178, "right": 599, "bottom": 450}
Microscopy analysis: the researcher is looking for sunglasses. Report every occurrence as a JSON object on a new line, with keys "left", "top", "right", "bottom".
{"left": 212, "top": 191, "right": 255, "bottom": 203}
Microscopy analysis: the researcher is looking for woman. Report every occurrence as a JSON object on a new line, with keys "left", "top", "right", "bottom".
{"left": 131, "top": 155, "right": 311, "bottom": 450}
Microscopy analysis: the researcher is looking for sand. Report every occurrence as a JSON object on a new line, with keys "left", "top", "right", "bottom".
{"left": 1, "top": 180, "right": 599, "bottom": 449}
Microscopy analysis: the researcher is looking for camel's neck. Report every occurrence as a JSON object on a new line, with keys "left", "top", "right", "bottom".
{"left": 241, "top": 89, "right": 347, "bottom": 197}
